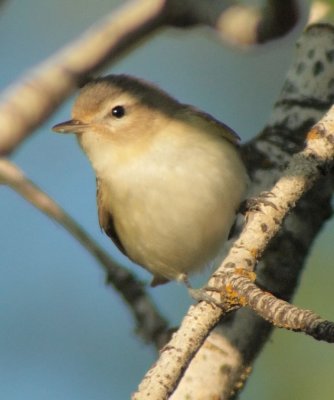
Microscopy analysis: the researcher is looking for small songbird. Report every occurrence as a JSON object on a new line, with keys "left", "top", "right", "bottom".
{"left": 53, "top": 75, "right": 248, "bottom": 287}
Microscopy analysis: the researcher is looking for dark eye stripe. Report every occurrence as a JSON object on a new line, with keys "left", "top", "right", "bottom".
{"left": 111, "top": 105, "right": 125, "bottom": 118}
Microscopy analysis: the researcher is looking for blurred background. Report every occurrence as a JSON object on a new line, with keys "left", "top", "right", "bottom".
{"left": 0, "top": 0, "right": 334, "bottom": 399}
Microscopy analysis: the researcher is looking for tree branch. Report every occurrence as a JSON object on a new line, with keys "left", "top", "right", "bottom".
{"left": 235, "top": 277, "right": 334, "bottom": 341}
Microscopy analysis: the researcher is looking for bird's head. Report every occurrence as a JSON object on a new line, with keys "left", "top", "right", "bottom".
{"left": 52, "top": 74, "right": 180, "bottom": 174}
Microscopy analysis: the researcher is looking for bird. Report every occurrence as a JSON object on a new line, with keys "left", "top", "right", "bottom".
{"left": 52, "top": 74, "right": 248, "bottom": 288}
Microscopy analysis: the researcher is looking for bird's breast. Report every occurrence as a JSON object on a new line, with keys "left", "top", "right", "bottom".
{"left": 99, "top": 128, "right": 247, "bottom": 281}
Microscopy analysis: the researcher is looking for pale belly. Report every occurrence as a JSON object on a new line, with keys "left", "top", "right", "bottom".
{"left": 108, "top": 147, "right": 246, "bottom": 282}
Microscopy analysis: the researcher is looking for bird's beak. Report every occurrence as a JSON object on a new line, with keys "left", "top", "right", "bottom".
{"left": 52, "top": 119, "right": 88, "bottom": 134}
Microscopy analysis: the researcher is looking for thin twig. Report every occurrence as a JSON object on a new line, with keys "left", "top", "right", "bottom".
{"left": 0, "top": 158, "right": 169, "bottom": 347}
{"left": 229, "top": 275, "right": 334, "bottom": 342}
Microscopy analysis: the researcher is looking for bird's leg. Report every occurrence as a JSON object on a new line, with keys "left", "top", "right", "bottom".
{"left": 179, "top": 274, "right": 227, "bottom": 307}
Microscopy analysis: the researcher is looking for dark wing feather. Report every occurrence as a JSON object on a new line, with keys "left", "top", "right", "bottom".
{"left": 96, "top": 178, "right": 127, "bottom": 255}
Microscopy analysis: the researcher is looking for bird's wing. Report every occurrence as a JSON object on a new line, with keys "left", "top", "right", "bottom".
{"left": 182, "top": 105, "right": 241, "bottom": 146}
{"left": 96, "top": 178, "right": 127, "bottom": 255}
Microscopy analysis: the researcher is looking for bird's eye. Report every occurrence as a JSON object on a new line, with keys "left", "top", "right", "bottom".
{"left": 111, "top": 105, "right": 125, "bottom": 118}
